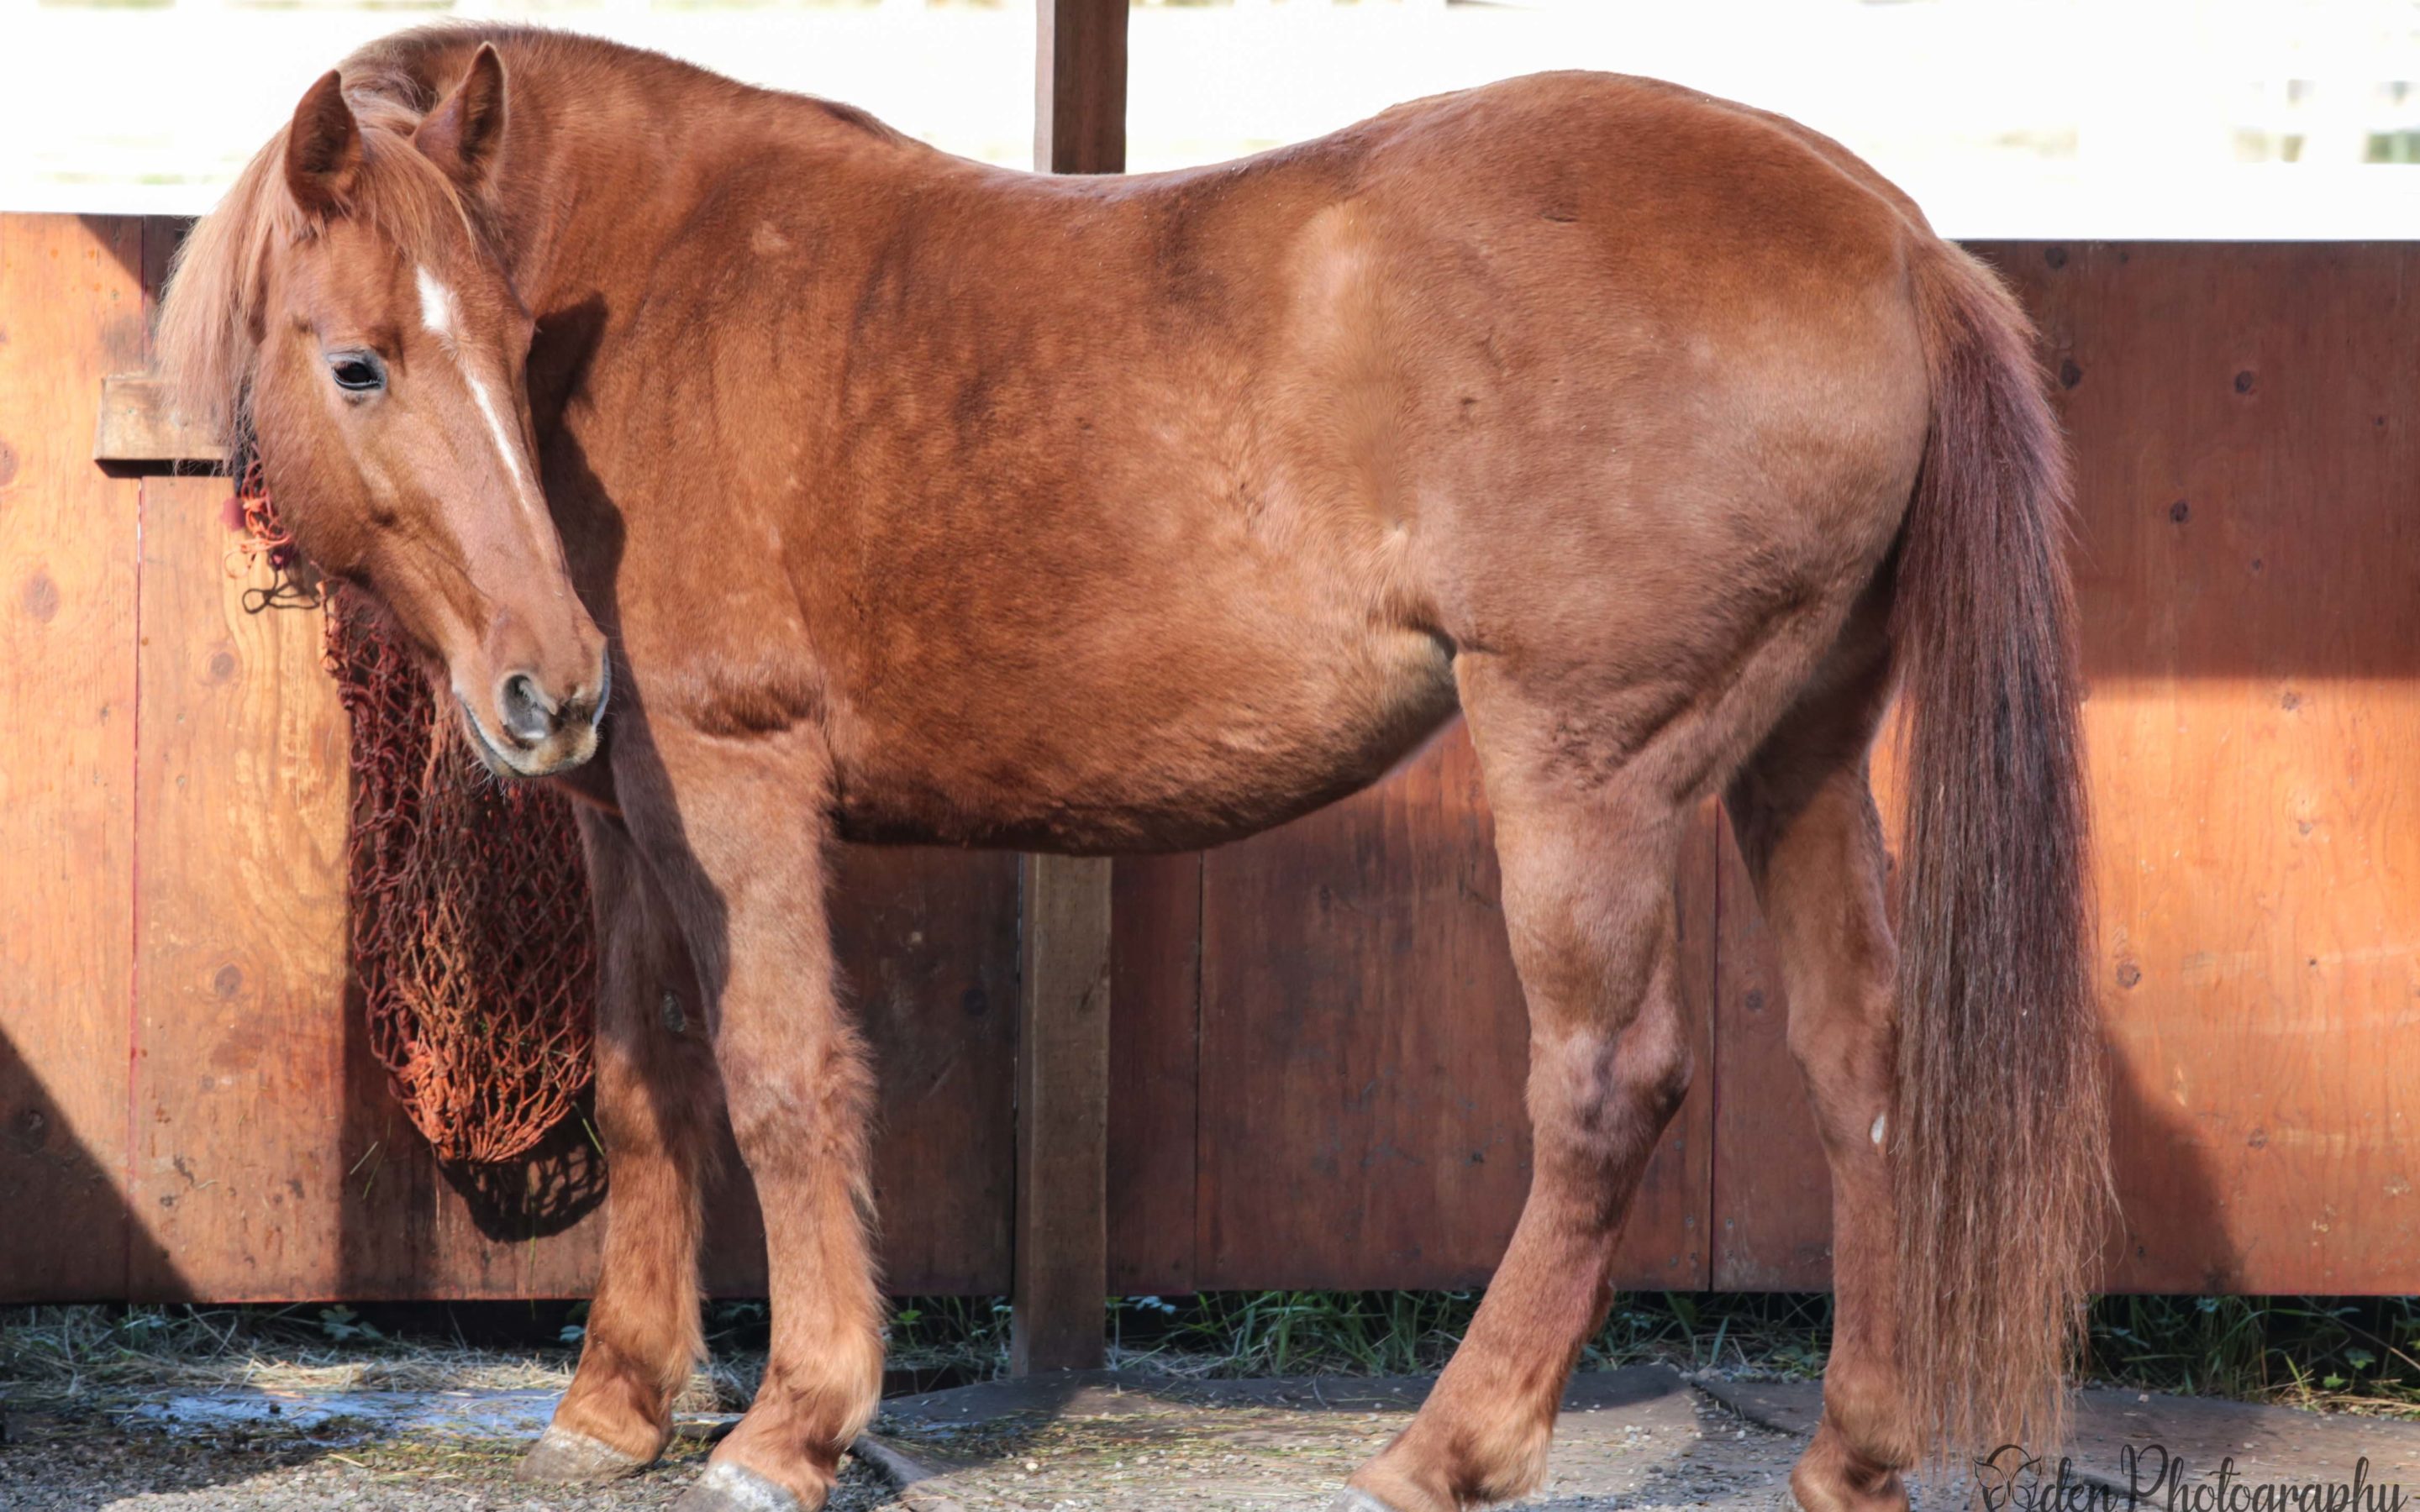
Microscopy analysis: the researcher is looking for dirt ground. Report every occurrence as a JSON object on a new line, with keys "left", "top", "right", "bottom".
{"left": 7, "top": 1364, "right": 2420, "bottom": 1511}
{"left": 0, "top": 1367, "right": 1794, "bottom": 1512}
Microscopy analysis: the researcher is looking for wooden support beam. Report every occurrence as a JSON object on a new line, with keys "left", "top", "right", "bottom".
{"left": 1007, "top": 0, "right": 1127, "bottom": 1378}
{"left": 1035, "top": 0, "right": 1128, "bottom": 176}
{"left": 1011, "top": 852, "right": 1113, "bottom": 1374}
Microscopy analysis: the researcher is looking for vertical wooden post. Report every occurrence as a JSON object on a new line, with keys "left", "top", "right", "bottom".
{"left": 1012, "top": 853, "right": 1113, "bottom": 1373}
{"left": 1035, "top": 0, "right": 1128, "bottom": 176}
{"left": 1010, "top": 2, "right": 1125, "bottom": 1373}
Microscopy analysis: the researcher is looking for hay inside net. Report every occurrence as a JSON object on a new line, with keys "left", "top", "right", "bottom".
{"left": 327, "top": 591, "right": 598, "bottom": 1165}
{"left": 234, "top": 465, "right": 597, "bottom": 1167}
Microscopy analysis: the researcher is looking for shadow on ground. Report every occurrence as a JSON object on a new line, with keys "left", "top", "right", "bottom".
{"left": 8, "top": 1367, "right": 2420, "bottom": 1510}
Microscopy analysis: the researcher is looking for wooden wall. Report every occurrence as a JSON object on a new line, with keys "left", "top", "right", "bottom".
{"left": 2, "top": 216, "right": 2412, "bottom": 1302}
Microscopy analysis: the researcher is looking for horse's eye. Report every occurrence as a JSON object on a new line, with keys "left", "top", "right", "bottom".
{"left": 328, "top": 351, "right": 386, "bottom": 394}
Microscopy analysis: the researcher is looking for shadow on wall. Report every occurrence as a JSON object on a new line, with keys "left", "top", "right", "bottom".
{"left": 434, "top": 1106, "right": 612, "bottom": 1244}
{"left": 330, "top": 906, "right": 613, "bottom": 1292}
{"left": 0, "top": 1026, "right": 184, "bottom": 1302}
{"left": 2101, "top": 1026, "right": 2239, "bottom": 1294}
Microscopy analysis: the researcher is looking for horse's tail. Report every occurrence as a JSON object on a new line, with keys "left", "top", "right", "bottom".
{"left": 1888, "top": 241, "right": 2109, "bottom": 1466}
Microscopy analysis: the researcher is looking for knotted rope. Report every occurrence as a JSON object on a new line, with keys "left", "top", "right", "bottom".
{"left": 231, "top": 466, "right": 597, "bottom": 1165}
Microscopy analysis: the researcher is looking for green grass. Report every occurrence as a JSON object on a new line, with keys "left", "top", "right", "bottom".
{"left": 6, "top": 1294, "right": 2415, "bottom": 1420}
{"left": 1078, "top": 1292, "right": 2420, "bottom": 1417}
{"left": 2089, "top": 1296, "right": 2420, "bottom": 1414}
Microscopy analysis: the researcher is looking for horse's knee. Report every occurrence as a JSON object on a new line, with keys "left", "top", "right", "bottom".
{"left": 715, "top": 1021, "right": 874, "bottom": 1178}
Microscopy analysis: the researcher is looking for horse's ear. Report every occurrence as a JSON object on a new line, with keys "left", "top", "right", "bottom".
{"left": 283, "top": 70, "right": 362, "bottom": 218}
{"left": 415, "top": 44, "right": 508, "bottom": 187}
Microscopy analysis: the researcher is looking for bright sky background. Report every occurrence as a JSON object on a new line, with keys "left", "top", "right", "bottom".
{"left": 4, "top": 0, "right": 2418, "bottom": 238}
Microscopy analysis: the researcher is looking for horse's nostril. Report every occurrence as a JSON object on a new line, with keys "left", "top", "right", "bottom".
{"left": 499, "top": 673, "right": 556, "bottom": 745}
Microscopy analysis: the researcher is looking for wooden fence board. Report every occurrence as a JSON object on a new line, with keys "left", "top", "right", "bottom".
{"left": 128, "top": 478, "right": 380, "bottom": 1299}
{"left": 834, "top": 847, "right": 1021, "bottom": 1297}
{"left": 1107, "top": 852, "right": 1202, "bottom": 1296}
{"left": 1035, "top": 0, "right": 1128, "bottom": 176}
{"left": 0, "top": 215, "right": 147, "bottom": 1300}
{"left": 1012, "top": 853, "right": 1112, "bottom": 1369}
{"left": 1704, "top": 243, "right": 2420, "bottom": 1294}
{"left": 2012, "top": 242, "right": 2420, "bottom": 1293}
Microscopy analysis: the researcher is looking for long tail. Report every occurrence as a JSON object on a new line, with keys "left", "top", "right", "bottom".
{"left": 1889, "top": 243, "right": 2110, "bottom": 1466}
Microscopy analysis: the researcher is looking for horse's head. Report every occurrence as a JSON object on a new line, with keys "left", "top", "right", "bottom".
{"left": 162, "top": 44, "right": 608, "bottom": 778}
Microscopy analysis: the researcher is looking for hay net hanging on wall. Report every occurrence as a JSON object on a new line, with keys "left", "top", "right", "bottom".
{"left": 237, "top": 464, "right": 597, "bottom": 1166}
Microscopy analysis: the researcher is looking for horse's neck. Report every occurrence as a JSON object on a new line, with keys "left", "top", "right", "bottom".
{"left": 489, "top": 59, "right": 695, "bottom": 315}
{"left": 485, "top": 42, "right": 896, "bottom": 321}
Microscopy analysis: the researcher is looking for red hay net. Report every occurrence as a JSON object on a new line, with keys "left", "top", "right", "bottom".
{"left": 234, "top": 464, "right": 597, "bottom": 1166}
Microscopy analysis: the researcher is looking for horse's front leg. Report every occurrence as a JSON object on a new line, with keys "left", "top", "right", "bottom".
{"left": 522, "top": 807, "right": 724, "bottom": 1483}
{"left": 634, "top": 734, "right": 882, "bottom": 1512}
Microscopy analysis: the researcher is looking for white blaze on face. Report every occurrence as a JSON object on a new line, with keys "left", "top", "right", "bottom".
{"left": 414, "top": 264, "right": 549, "bottom": 530}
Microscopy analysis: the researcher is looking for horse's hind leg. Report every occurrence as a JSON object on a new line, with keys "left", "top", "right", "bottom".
{"left": 1723, "top": 604, "right": 1915, "bottom": 1512}
{"left": 522, "top": 810, "right": 723, "bottom": 1483}
{"left": 1343, "top": 661, "right": 1727, "bottom": 1512}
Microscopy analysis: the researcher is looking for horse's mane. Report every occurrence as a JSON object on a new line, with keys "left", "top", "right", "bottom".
{"left": 160, "top": 24, "right": 913, "bottom": 444}
{"left": 156, "top": 28, "right": 501, "bottom": 445}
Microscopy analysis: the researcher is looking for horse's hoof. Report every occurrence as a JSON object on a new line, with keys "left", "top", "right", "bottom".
{"left": 1330, "top": 1492, "right": 1408, "bottom": 1512}
{"left": 515, "top": 1425, "right": 650, "bottom": 1483}
{"left": 1788, "top": 1431, "right": 1911, "bottom": 1512}
{"left": 676, "top": 1461, "right": 809, "bottom": 1512}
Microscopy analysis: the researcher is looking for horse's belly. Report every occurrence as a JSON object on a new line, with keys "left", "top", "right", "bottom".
{"left": 829, "top": 618, "right": 1460, "bottom": 854}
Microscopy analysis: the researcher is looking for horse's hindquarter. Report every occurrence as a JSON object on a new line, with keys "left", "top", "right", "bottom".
{"left": 595, "top": 72, "right": 1933, "bottom": 853}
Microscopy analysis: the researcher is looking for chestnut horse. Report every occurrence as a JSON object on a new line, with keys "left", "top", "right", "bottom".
{"left": 160, "top": 26, "right": 2107, "bottom": 1512}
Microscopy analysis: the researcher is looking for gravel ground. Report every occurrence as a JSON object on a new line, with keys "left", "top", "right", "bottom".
{"left": 863, "top": 1368, "right": 1801, "bottom": 1510}
{"left": 0, "top": 1410, "right": 897, "bottom": 1512}
{"left": 10, "top": 1343, "right": 2418, "bottom": 1510}
{"left": 0, "top": 1368, "right": 1808, "bottom": 1511}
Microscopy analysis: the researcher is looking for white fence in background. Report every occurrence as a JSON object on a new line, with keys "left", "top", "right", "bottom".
{"left": 3, "top": 0, "right": 2417, "bottom": 237}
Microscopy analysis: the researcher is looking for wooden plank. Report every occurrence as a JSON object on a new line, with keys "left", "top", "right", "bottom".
{"left": 1709, "top": 242, "right": 2420, "bottom": 1294}
{"left": 1193, "top": 725, "right": 1714, "bottom": 1292}
{"left": 1705, "top": 807, "right": 1830, "bottom": 1289}
{"left": 1012, "top": 853, "right": 1111, "bottom": 1372}
{"left": 2009, "top": 241, "right": 2420, "bottom": 1294}
{"left": 834, "top": 848, "right": 1023, "bottom": 1296}
{"left": 1035, "top": 0, "right": 1128, "bottom": 176}
{"left": 1107, "top": 852, "right": 1201, "bottom": 1296}
{"left": 0, "top": 213, "right": 147, "bottom": 1301}
{"left": 1666, "top": 799, "right": 1718, "bottom": 1290}
{"left": 93, "top": 373, "right": 224, "bottom": 467}
{"left": 126, "top": 473, "right": 372, "bottom": 1299}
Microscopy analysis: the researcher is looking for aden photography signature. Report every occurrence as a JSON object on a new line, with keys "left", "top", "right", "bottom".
{"left": 1976, "top": 1444, "right": 2412, "bottom": 1512}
